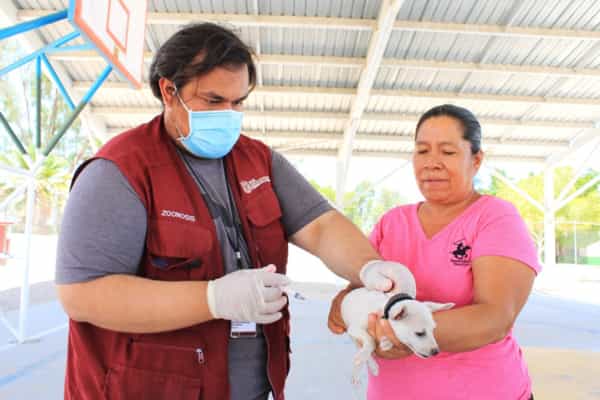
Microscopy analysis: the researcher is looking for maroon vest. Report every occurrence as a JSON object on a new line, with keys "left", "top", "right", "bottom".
{"left": 64, "top": 115, "right": 290, "bottom": 400}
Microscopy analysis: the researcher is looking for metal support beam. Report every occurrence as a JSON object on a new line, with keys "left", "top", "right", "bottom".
{"left": 0, "top": 31, "right": 80, "bottom": 78}
{"left": 486, "top": 167, "right": 545, "bottom": 212}
{"left": 482, "top": 0, "right": 527, "bottom": 63}
{"left": 458, "top": 0, "right": 529, "bottom": 93}
{"left": 0, "top": 8, "right": 66, "bottom": 41}
{"left": 555, "top": 139, "right": 600, "bottom": 206}
{"left": 43, "top": 65, "right": 113, "bottom": 156}
{"left": 0, "top": 1, "right": 78, "bottom": 115}
{"left": 19, "top": 9, "right": 376, "bottom": 31}
{"left": 97, "top": 105, "right": 594, "bottom": 131}
{"left": 19, "top": 9, "right": 600, "bottom": 41}
{"left": 51, "top": 51, "right": 600, "bottom": 81}
{"left": 336, "top": 118, "right": 360, "bottom": 206}
{"left": 35, "top": 56, "right": 42, "bottom": 149}
{"left": 80, "top": 109, "right": 108, "bottom": 148}
{"left": 0, "top": 164, "right": 31, "bottom": 178}
{"left": 0, "top": 111, "right": 27, "bottom": 154}
{"left": 544, "top": 166, "right": 556, "bottom": 266}
{"left": 252, "top": 0, "right": 266, "bottom": 137}
{"left": 77, "top": 81, "right": 600, "bottom": 109}
{"left": 45, "top": 43, "right": 95, "bottom": 54}
{"left": 554, "top": 174, "right": 600, "bottom": 213}
{"left": 393, "top": 20, "right": 600, "bottom": 41}
{"left": 368, "top": 88, "right": 600, "bottom": 107}
{"left": 0, "top": 1, "right": 110, "bottom": 345}
{"left": 245, "top": 131, "right": 569, "bottom": 150}
{"left": 0, "top": 182, "right": 28, "bottom": 212}
{"left": 283, "top": 148, "right": 546, "bottom": 164}
{"left": 330, "top": 1, "right": 421, "bottom": 203}
{"left": 41, "top": 54, "right": 75, "bottom": 110}
{"left": 17, "top": 177, "right": 36, "bottom": 343}
{"left": 547, "top": 127, "right": 600, "bottom": 166}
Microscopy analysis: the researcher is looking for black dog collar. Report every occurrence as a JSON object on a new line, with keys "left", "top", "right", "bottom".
{"left": 382, "top": 293, "right": 414, "bottom": 319}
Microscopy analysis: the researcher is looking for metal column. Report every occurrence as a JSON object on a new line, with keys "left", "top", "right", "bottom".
{"left": 544, "top": 166, "right": 556, "bottom": 266}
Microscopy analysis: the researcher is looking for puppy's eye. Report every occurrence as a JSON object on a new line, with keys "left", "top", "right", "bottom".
{"left": 415, "top": 330, "right": 426, "bottom": 337}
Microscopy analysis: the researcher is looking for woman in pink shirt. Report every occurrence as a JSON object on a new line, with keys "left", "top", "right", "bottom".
{"left": 328, "top": 104, "right": 541, "bottom": 400}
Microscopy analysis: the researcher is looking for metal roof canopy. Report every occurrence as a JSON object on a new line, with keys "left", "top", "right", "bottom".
{"left": 4, "top": 0, "right": 600, "bottom": 269}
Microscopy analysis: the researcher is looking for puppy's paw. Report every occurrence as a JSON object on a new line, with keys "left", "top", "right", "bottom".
{"left": 367, "top": 357, "right": 379, "bottom": 376}
{"left": 379, "top": 336, "right": 393, "bottom": 351}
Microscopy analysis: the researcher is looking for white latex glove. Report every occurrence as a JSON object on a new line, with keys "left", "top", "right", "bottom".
{"left": 206, "top": 265, "right": 290, "bottom": 324}
{"left": 359, "top": 260, "right": 417, "bottom": 297}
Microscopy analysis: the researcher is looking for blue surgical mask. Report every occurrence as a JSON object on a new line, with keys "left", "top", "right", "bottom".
{"left": 175, "top": 92, "right": 243, "bottom": 159}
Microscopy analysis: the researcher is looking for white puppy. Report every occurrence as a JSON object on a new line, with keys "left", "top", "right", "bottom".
{"left": 341, "top": 263, "right": 453, "bottom": 383}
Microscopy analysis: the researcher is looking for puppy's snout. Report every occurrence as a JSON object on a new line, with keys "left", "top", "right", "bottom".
{"left": 430, "top": 348, "right": 439, "bottom": 357}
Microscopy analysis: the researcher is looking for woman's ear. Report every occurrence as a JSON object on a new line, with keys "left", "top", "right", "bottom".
{"left": 473, "top": 150, "right": 484, "bottom": 172}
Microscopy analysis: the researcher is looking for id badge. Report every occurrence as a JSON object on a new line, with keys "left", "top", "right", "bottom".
{"left": 230, "top": 321, "right": 257, "bottom": 338}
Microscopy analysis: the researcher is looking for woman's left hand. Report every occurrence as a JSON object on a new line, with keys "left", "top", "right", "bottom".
{"left": 367, "top": 313, "right": 412, "bottom": 359}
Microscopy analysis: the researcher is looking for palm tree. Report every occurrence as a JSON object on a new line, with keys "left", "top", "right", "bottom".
{"left": 1, "top": 54, "right": 98, "bottom": 233}
{"left": 0, "top": 145, "right": 71, "bottom": 233}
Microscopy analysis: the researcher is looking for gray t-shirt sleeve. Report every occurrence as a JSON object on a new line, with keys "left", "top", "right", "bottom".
{"left": 55, "top": 159, "right": 147, "bottom": 284}
{"left": 270, "top": 150, "right": 333, "bottom": 237}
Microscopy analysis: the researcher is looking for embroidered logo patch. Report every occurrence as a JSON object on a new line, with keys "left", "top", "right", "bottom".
{"left": 450, "top": 239, "right": 471, "bottom": 266}
{"left": 240, "top": 176, "right": 271, "bottom": 194}
{"left": 160, "top": 209, "right": 196, "bottom": 222}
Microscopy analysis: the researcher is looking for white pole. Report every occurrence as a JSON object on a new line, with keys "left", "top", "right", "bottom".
{"left": 573, "top": 220, "right": 577, "bottom": 265}
{"left": 487, "top": 166, "right": 544, "bottom": 212}
{"left": 543, "top": 166, "right": 556, "bottom": 266}
{"left": 17, "top": 176, "right": 36, "bottom": 343}
{"left": 336, "top": 0, "right": 406, "bottom": 206}
{"left": 0, "top": 182, "right": 28, "bottom": 212}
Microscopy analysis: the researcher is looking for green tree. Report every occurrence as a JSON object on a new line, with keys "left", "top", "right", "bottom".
{"left": 308, "top": 180, "right": 336, "bottom": 204}
{"left": 488, "top": 167, "right": 600, "bottom": 262}
{"left": 1, "top": 41, "right": 96, "bottom": 232}
{"left": 309, "top": 180, "right": 404, "bottom": 233}
{"left": 0, "top": 145, "right": 71, "bottom": 232}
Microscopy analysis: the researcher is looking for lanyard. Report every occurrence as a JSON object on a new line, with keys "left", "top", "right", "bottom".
{"left": 178, "top": 149, "right": 247, "bottom": 269}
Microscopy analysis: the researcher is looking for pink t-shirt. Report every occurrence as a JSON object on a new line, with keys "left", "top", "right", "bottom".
{"left": 368, "top": 195, "right": 542, "bottom": 400}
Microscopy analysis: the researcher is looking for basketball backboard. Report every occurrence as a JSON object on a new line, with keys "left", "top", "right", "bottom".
{"left": 69, "top": 0, "right": 147, "bottom": 88}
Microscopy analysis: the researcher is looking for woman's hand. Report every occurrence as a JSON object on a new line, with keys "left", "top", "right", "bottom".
{"left": 367, "top": 313, "right": 412, "bottom": 359}
{"left": 327, "top": 286, "right": 354, "bottom": 334}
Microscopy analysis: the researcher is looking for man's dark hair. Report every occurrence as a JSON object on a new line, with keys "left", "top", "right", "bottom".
{"left": 149, "top": 23, "right": 256, "bottom": 102}
{"left": 415, "top": 104, "right": 482, "bottom": 154}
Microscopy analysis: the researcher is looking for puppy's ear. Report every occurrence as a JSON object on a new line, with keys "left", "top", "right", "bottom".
{"left": 423, "top": 302, "right": 454, "bottom": 312}
{"left": 390, "top": 304, "right": 406, "bottom": 321}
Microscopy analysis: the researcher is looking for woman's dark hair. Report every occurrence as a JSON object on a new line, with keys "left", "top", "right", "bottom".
{"left": 149, "top": 23, "right": 256, "bottom": 102}
{"left": 415, "top": 104, "right": 482, "bottom": 154}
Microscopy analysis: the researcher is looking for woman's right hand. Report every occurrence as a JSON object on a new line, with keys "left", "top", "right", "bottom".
{"left": 327, "top": 286, "right": 354, "bottom": 334}
{"left": 367, "top": 313, "right": 412, "bottom": 359}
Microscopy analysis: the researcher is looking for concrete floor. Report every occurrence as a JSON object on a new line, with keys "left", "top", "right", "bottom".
{"left": 1, "top": 281, "right": 599, "bottom": 399}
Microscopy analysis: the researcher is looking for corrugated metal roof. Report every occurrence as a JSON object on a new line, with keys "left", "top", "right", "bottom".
{"left": 6, "top": 0, "right": 600, "bottom": 163}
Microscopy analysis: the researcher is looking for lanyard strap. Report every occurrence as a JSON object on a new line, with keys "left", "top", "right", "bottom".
{"left": 178, "top": 149, "right": 247, "bottom": 269}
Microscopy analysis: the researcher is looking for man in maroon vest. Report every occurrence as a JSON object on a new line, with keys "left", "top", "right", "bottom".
{"left": 56, "top": 23, "right": 404, "bottom": 400}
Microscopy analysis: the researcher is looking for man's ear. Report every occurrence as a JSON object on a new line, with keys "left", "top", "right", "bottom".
{"left": 158, "top": 77, "right": 177, "bottom": 106}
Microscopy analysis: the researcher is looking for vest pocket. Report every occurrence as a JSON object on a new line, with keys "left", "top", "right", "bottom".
{"left": 104, "top": 364, "right": 202, "bottom": 400}
{"left": 104, "top": 340, "right": 205, "bottom": 400}
{"left": 146, "top": 218, "right": 213, "bottom": 281}
{"left": 245, "top": 188, "right": 287, "bottom": 268}
{"left": 246, "top": 188, "right": 283, "bottom": 232}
